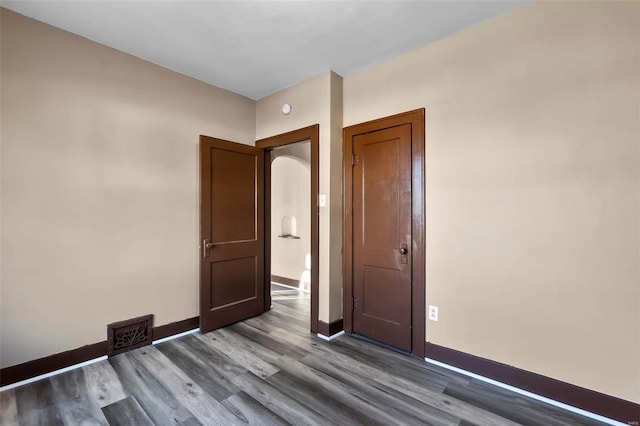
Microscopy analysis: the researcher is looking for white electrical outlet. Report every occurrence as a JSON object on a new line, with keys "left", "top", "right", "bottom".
{"left": 428, "top": 305, "right": 439, "bottom": 321}
{"left": 318, "top": 194, "right": 327, "bottom": 207}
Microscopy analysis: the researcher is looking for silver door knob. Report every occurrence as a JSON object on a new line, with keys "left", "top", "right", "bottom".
{"left": 399, "top": 247, "right": 408, "bottom": 255}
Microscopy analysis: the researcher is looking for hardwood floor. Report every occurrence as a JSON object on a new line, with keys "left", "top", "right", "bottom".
{"left": 1, "top": 284, "right": 606, "bottom": 426}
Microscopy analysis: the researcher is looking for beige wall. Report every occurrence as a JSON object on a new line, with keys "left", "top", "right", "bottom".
{"left": 344, "top": 1, "right": 640, "bottom": 403}
{"left": 256, "top": 71, "right": 343, "bottom": 322}
{"left": 328, "top": 72, "right": 344, "bottom": 320}
{"left": 0, "top": 9, "right": 255, "bottom": 368}
{"left": 271, "top": 155, "right": 311, "bottom": 285}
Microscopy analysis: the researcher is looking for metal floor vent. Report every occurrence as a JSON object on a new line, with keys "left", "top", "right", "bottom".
{"left": 107, "top": 314, "right": 153, "bottom": 357}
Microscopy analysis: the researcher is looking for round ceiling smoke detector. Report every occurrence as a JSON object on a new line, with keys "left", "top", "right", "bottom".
{"left": 282, "top": 103, "right": 292, "bottom": 115}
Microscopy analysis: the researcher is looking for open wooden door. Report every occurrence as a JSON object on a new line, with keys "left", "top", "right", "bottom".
{"left": 199, "top": 135, "right": 265, "bottom": 333}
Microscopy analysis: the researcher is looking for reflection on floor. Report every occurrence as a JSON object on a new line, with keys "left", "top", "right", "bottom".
{"left": 0, "top": 286, "right": 606, "bottom": 426}
{"left": 271, "top": 282, "right": 310, "bottom": 302}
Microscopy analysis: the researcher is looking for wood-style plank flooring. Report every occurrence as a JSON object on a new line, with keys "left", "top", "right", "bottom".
{"left": 1, "top": 284, "right": 606, "bottom": 426}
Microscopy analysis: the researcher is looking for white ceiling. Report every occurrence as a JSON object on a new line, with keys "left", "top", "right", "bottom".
{"left": 2, "top": 1, "right": 530, "bottom": 100}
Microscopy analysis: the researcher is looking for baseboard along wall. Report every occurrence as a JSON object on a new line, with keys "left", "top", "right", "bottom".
{"left": 0, "top": 316, "right": 200, "bottom": 387}
{"left": 317, "top": 318, "right": 344, "bottom": 338}
{"left": 270, "top": 275, "right": 300, "bottom": 288}
{"left": 424, "top": 342, "right": 639, "bottom": 425}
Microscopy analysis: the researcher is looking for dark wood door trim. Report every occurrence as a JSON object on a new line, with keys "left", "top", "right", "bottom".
{"left": 256, "top": 125, "right": 320, "bottom": 334}
{"left": 343, "top": 110, "right": 425, "bottom": 357}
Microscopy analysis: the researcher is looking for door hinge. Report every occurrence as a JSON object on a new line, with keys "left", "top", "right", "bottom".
{"left": 351, "top": 154, "right": 355, "bottom": 166}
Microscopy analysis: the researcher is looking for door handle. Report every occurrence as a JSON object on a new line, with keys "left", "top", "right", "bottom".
{"left": 399, "top": 243, "right": 408, "bottom": 264}
{"left": 203, "top": 239, "right": 215, "bottom": 258}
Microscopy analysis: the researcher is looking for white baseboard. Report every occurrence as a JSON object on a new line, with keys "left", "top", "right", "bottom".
{"left": 317, "top": 331, "right": 345, "bottom": 341}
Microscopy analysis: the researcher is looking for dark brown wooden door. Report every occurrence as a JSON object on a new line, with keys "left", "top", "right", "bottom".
{"left": 200, "top": 136, "right": 265, "bottom": 333}
{"left": 352, "top": 124, "right": 412, "bottom": 351}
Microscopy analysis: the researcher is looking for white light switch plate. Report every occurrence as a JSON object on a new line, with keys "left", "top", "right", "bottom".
{"left": 318, "top": 194, "right": 327, "bottom": 207}
{"left": 428, "top": 305, "right": 439, "bottom": 321}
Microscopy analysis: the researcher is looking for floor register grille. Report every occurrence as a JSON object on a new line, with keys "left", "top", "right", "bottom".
{"left": 107, "top": 314, "right": 153, "bottom": 357}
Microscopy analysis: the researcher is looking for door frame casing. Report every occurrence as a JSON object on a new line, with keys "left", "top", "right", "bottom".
{"left": 343, "top": 109, "right": 425, "bottom": 357}
{"left": 256, "top": 125, "right": 320, "bottom": 334}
